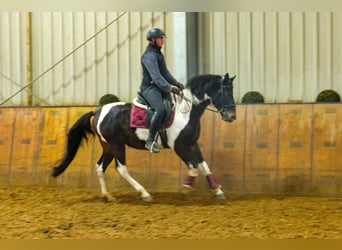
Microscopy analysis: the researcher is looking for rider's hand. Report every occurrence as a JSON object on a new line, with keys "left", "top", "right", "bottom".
{"left": 176, "top": 82, "right": 185, "bottom": 90}
{"left": 170, "top": 85, "right": 181, "bottom": 95}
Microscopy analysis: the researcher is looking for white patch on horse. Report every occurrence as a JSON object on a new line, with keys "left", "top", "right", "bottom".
{"left": 204, "top": 93, "right": 211, "bottom": 101}
{"left": 193, "top": 94, "right": 203, "bottom": 105}
{"left": 198, "top": 161, "right": 212, "bottom": 175}
{"left": 135, "top": 128, "right": 149, "bottom": 141}
{"left": 95, "top": 163, "right": 109, "bottom": 196}
{"left": 97, "top": 102, "right": 126, "bottom": 143}
{"left": 179, "top": 89, "right": 193, "bottom": 113}
{"left": 166, "top": 89, "right": 193, "bottom": 149}
{"left": 116, "top": 160, "right": 151, "bottom": 200}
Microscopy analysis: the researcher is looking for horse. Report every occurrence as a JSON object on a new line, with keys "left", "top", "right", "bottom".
{"left": 52, "top": 73, "right": 236, "bottom": 201}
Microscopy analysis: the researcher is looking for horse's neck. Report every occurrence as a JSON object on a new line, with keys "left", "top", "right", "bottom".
{"left": 175, "top": 88, "right": 199, "bottom": 104}
{"left": 176, "top": 88, "right": 211, "bottom": 120}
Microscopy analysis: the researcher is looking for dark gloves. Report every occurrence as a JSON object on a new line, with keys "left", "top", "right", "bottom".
{"left": 176, "top": 82, "right": 185, "bottom": 90}
{"left": 170, "top": 85, "right": 181, "bottom": 95}
{"left": 169, "top": 81, "right": 184, "bottom": 95}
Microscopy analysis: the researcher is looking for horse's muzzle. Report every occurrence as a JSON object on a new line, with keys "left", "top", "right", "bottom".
{"left": 221, "top": 110, "right": 236, "bottom": 122}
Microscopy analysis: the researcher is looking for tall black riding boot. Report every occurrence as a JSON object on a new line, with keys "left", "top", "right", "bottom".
{"left": 145, "top": 112, "right": 162, "bottom": 153}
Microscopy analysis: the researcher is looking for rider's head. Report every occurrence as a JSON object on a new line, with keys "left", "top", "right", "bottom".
{"left": 146, "top": 27, "right": 165, "bottom": 48}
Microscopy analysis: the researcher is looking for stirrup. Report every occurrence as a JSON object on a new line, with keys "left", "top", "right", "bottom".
{"left": 145, "top": 140, "right": 160, "bottom": 153}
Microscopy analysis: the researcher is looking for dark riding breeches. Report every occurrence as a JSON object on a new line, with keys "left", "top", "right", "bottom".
{"left": 141, "top": 86, "right": 169, "bottom": 140}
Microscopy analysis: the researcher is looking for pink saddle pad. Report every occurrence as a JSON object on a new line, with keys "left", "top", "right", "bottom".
{"left": 129, "top": 104, "right": 175, "bottom": 129}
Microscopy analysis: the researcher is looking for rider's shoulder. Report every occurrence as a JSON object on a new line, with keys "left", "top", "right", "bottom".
{"left": 142, "top": 49, "right": 159, "bottom": 61}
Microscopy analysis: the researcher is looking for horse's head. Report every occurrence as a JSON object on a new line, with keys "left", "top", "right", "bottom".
{"left": 208, "top": 73, "right": 236, "bottom": 122}
{"left": 187, "top": 73, "right": 237, "bottom": 122}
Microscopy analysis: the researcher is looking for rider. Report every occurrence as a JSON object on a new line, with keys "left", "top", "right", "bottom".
{"left": 140, "top": 27, "right": 184, "bottom": 153}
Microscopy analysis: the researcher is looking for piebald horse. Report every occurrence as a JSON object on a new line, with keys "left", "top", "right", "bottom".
{"left": 52, "top": 73, "right": 236, "bottom": 201}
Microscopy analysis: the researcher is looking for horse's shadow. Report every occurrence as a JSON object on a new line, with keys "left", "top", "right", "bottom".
{"left": 76, "top": 191, "right": 284, "bottom": 206}
{"left": 78, "top": 191, "right": 231, "bottom": 206}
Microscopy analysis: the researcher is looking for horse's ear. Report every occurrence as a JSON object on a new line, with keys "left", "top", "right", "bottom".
{"left": 224, "top": 73, "right": 236, "bottom": 82}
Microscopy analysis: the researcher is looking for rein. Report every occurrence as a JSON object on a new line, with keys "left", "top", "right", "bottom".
{"left": 179, "top": 91, "right": 225, "bottom": 113}
{"left": 178, "top": 78, "right": 235, "bottom": 114}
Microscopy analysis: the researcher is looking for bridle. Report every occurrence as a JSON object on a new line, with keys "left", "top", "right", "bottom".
{"left": 210, "top": 80, "right": 236, "bottom": 113}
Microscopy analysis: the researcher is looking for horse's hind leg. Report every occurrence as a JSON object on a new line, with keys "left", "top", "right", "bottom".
{"left": 96, "top": 153, "right": 115, "bottom": 202}
{"left": 116, "top": 160, "right": 152, "bottom": 201}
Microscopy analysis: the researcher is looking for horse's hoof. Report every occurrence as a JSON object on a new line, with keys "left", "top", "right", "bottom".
{"left": 182, "top": 184, "right": 195, "bottom": 194}
{"left": 141, "top": 194, "right": 153, "bottom": 202}
{"left": 215, "top": 192, "right": 226, "bottom": 199}
{"left": 212, "top": 188, "right": 226, "bottom": 199}
{"left": 102, "top": 194, "right": 116, "bottom": 203}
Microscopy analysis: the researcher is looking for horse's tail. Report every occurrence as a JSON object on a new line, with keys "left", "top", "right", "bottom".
{"left": 51, "top": 110, "right": 95, "bottom": 177}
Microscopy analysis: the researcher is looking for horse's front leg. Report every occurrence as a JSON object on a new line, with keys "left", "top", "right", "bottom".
{"left": 198, "top": 161, "right": 225, "bottom": 199}
{"left": 182, "top": 163, "right": 199, "bottom": 189}
{"left": 176, "top": 142, "right": 225, "bottom": 199}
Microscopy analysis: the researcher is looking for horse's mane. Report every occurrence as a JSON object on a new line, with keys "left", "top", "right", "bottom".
{"left": 186, "top": 74, "right": 222, "bottom": 100}
{"left": 186, "top": 74, "right": 221, "bottom": 88}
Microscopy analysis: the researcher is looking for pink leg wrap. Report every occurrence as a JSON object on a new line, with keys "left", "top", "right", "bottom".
{"left": 206, "top": 174, "right": 220, "bottom": 190}
{"left": 183, "top": 175, "right": 196, "bottom": 187}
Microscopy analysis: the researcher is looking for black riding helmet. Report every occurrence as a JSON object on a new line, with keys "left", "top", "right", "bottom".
{"left": 146, "top": 28, "right": 166, "bottom": 41}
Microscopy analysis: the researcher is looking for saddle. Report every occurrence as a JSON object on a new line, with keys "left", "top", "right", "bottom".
{"left": 129, "top": 93, "right": 175, "bottom": 129}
